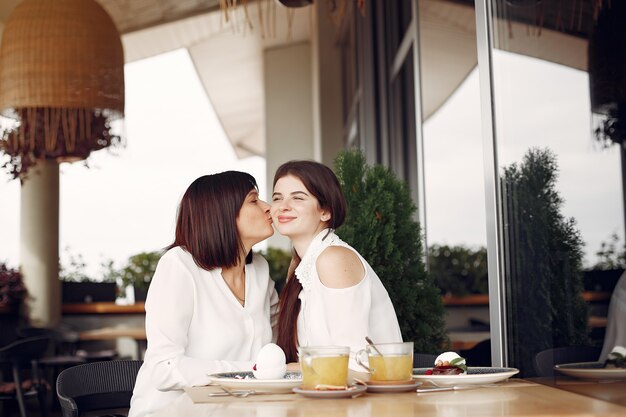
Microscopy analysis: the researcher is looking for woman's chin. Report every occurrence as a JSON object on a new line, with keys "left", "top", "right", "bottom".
{"left": 259, "top": 229, "right": 275, "bottom": 242}
{"left": 272, "top": 224, "right": 292, "bottom": 236}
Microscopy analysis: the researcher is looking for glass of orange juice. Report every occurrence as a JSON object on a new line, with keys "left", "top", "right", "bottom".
{"left": 356, "top": 341, "right": 414, "bottom": 383}
{"left": 299, "top": 346, "right": 350, "bottom": 390}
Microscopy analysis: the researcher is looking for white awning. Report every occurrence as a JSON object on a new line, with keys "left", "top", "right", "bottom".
{"left": 0, "top": 0, "right": 589, "bottom": 157}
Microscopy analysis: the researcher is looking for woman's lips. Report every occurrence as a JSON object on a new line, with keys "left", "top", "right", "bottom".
{"left": 277, "top": 215, "right": 296, "bottom": 223}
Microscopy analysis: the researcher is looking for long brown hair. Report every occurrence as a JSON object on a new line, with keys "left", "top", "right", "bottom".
{"left": 274, "top": 161, "right": 347, "bottom": 362}
{"left": 168, "top": 171, "right": 257, "bottom": 270}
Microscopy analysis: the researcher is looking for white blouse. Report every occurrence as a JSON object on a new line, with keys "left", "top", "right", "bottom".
{"left": 295, "top": 229, "right": 402, "bottom": 368}
{"left": 129, "top": 247, "right": 278, "bottom": 417}
{"left": 600, "top": 271, "right": 626, "bottom": 361}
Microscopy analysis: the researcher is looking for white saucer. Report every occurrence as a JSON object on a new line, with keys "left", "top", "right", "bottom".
{"left": 292, "top": 384, "right": 367, "bottom": 398}
{"left": 366, "top": 380, "right": 422, "bottom": 393}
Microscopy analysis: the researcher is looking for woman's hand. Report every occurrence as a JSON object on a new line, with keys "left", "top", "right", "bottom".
{"left": 286, "top": 362, "right": 300, "bottom": 371}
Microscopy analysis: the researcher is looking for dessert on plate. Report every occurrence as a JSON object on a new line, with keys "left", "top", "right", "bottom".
{"left": 425, "top": 351, "right": 468, "bottom": 375}
{"left": 604, "top": 346, "right": 626, "bottom": 369}
{"left": 252, "top": 343, "right": 287, "bottom": 379}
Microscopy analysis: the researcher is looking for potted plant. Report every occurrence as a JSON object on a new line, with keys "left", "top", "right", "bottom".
{"left": 115, "top": 251, "right": 162, "bottom": 302}
{"left": 60, "top": 250, "right": 117, "bottom": 303}
{"left": 0, "top": 262, "right": 29, "bottom": 346}
{"left": 334, "top": 150, "right": 448, "bottom": 353}
{"left": 0, "top": 262, "right": 27, "bottom": 314}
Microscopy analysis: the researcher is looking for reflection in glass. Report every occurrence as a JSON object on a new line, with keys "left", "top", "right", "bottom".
{"left": 501, "top": 148, "right": 588, "bottom": 373}
{"left": 488, "top": 1, "right": 624, "bottom": 374}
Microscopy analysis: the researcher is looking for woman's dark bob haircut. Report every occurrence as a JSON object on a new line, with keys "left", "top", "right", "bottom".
{"left": 273, "top": 160, "right": 346, "bottom": 230}
{"left": 168, "top": 171, "right": 257, "bottom": 270}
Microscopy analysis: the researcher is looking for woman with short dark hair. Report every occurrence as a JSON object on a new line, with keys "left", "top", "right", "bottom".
{"left": 129, "top": 171, "right": 277, "bottom": 417}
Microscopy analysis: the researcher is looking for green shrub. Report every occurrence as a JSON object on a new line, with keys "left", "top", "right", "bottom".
{"left": 259, "top": 247, "right": 291, "bottom": 293}
{"left": 334, "top": 149, "right": 448, "bottom": 353}
{"left": 99, "top": 251, "right": 162, "bottom": 299}
{"left": 59, "top": 248, "right": 98, "bottom": 282}
{"left": 502, "top": 148, "right": 589, "bottom": 375}
{"left": 0, "top": 262, "right": 27, "bottom": 308}
{"left": 592, "top": 233, "right": 626, "bottom": 270}
{"left": 117, "top": 251, "right": 162, "bottom": 291}
{"left": 428, "top": 244, "right": 488, "bottom": 296}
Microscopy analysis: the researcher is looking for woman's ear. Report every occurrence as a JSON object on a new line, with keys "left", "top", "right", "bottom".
{"left": 321, "top": 212, "right": 331, "bottom": 222}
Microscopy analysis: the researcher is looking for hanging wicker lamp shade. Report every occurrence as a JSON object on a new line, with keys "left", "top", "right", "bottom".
{"left": 0, "top": 0, "right": 124, "bottom": 179}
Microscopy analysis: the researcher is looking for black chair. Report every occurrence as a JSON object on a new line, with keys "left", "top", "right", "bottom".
{"left": 17, "top": 326, "right": 87, "bottom": 406}
{"left": 0, "top": 336, "right": 51, "bottom": 417}
{"left": 57, "top": 360, "right": 143, "bottom": 417}
{"left": 17, "top": 326, "right": 88, "bottom": 366}
{"left": 413, "top": 353, "right": 438, "bottom": 368}
{"left": 461, "top": 339, "right": 492, "bottom": 367}
{"left": 533, "top": 346, "right": 602, "bottom": 377}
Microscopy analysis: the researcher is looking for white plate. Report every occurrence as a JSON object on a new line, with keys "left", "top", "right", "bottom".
{"left": 206, "top": 371, "right": 302, "bottom": 393}
{"left": 292, "top": 384, "right": 367, "bottom": 398}
{"left": 366, "top": 380, "right": 422, "bottom": 393}
{"left": 412, "top": 367, "right": 519, "bottom": 386}
{"left": 554, "top": 362, "right": 626, "bottom": 380}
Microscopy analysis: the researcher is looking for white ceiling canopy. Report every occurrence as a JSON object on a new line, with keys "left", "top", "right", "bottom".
{"left": 121, "top": 4, "right": 311, "bottom": 157}
{"left": 419, "top": 0, "right": 587, "bottom": 119}
{"left": 420, "top": 0, "right": 478, "bottom": 120}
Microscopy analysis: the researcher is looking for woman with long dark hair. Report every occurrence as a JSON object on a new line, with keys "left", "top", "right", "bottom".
{"left": 271, "top": 160, "right": 401, "bottom": 367}
{"left": 129, "top": 171, "right": 277, "bottom": 417}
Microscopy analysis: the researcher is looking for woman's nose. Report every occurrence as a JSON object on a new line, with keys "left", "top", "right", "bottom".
{"left": 272, "top": 199, "right": 289, "bottom": 211}
{"left": 259, "top": 199, "right": 270, "bottom": 212}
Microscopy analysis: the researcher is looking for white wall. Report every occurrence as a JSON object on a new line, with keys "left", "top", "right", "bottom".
{"left": 20, "top": 161, "right": 61, "bottom": 327}
{"left": 312, "top": 0, "right": 344, "bottom": 167}
{"left": 264, "top": 41, "right": 314, "bottom": 250}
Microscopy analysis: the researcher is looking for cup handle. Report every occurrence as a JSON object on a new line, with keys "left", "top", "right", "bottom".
{"left": 355, "top": 349, "right": 371, "bottom": 373}
{"left": 300, "top": 352, "right": 316, "bottom": 374}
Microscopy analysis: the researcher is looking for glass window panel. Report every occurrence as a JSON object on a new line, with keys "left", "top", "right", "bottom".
{"left": 388, "top": 50, "right": 417, "bottom": 199}
{"left": 419, "top": 0, "right": 490, "bottom": 360}
{"left": 384, "top": 0, "right": 412, "bottom": 53}
{"left": 487, "top": 0, "right": 623, "bottom": 375}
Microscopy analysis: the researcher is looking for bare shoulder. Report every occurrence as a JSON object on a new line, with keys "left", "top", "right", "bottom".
{"left": 316, "top": 246, "right": 365, "bottom": 289}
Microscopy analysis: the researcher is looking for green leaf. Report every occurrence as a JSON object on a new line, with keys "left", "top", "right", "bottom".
{"left": 450, "top": 356, "right": 468, "bottom": 372}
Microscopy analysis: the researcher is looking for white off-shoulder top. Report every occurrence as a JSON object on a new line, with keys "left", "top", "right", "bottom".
{"left": 295, "top": 229, "right": 402, "bottom": 368}
{"left": 600, "top": 271, "right": 626, "bottom": 361}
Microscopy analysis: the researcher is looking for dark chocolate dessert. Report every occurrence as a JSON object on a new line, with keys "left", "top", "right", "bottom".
{"left": 431, "top": 365, "right": 465, "bottom": 375}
